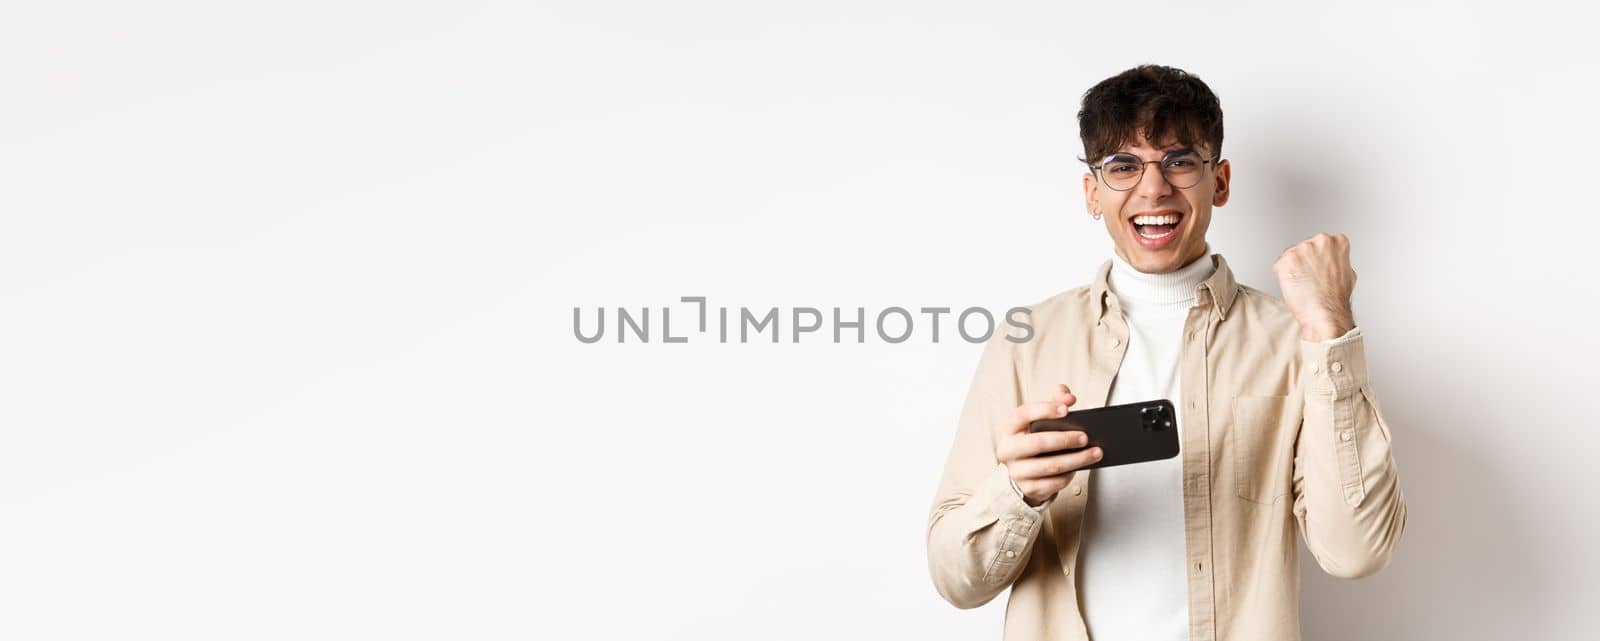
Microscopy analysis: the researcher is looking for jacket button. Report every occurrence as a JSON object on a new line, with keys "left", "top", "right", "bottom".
{"left": 1110, "top": 338, "right": 1120, "bottom": 348}
{"left": 1071, "top": 485, "right": 1082, "bottom": 496}
{"left": 1331, "top": 362, "right": 1344, "bottom": 373}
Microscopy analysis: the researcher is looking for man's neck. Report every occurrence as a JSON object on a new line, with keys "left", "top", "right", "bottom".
{"left": 1108, "top": 245, "right": 1217, "bottom": 310}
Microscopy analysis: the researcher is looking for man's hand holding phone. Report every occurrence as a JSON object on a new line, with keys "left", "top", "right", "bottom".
{"left": 995, "top": 383, "right": 1105, "bottom": 507}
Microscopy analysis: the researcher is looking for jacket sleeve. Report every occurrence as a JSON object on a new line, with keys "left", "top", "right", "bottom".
{"left": 1292, "top": 328, "right": 1409, "bottom": 578}
{"left": 926, "top": 330, "right": 1052, "bottom": 609}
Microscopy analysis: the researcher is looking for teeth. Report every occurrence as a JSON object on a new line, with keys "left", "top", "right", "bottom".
{"left": 1133, "top": 214, "right": 1181, "bottom": 225}
{"left": 1138, "top": 226, "right": 1175, "bottom": 239}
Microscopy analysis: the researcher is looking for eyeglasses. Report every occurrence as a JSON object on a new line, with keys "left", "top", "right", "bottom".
{"left": 1088, "top": 150, "right": 1221, "bottom": 191}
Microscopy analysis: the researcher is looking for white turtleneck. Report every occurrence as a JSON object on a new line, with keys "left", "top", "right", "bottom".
{"left": 1073, "top": 246, "right": 1217, "bottom": 641}
{"left": 1069, "top": 245, "right": 1359, "bottom": 641}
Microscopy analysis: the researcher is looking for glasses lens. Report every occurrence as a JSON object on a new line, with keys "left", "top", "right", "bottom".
{"left": 1161, "top": 152, "right": 1206, "bottom": 189}
{"left": 1101, "top": 154, "right": 1142, "bottom": 190}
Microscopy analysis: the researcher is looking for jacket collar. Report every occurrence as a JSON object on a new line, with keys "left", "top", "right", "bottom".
{"left": 1090, "top": 252, "right": 1241, "bottom": 322}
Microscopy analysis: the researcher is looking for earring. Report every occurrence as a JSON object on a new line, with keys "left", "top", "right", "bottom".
{"left": 1092, "top": 209, "right": 1102, "bottom": 220}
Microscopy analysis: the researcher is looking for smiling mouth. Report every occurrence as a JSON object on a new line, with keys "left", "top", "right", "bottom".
{"left": 1131, "top": 213, "right": 1183, "bottom": 239}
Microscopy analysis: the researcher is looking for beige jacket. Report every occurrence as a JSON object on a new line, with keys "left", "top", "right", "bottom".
{"left": 926, "top": 253, "right": 1407, "bottom": 641}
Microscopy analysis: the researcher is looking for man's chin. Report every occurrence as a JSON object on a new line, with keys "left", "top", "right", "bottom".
{"left": 1121, "top": 245, "right": 1186, "bottom": 274}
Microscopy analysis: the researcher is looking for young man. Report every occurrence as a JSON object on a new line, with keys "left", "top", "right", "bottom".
{"left": 925, "top": 65, "right": 1407, "bottom": 641}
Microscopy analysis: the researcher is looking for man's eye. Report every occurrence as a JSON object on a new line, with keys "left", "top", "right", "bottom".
{"left": 1106, "top": 165, "right": 1137, "bottom": 173}
{"left": 1165, "top": 159, "right": 1197, "bottom": 168}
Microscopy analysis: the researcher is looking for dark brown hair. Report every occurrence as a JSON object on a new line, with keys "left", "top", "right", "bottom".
{"left": 1075, "top": 64, "right": 1224, "bottom": 166}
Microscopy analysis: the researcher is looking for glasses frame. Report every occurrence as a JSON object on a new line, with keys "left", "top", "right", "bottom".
{"left": 1087, "top": 150, "right": 1223, "bottom": 192}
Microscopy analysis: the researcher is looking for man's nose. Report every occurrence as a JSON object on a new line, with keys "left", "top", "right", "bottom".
{"left": 1135, "top": 163, "right": 1175, "bottom": 199}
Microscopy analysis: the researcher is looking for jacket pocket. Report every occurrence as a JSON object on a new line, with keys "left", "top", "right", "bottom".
{"left": 1230, "top": 394, "right": 1298, "bottom": 504}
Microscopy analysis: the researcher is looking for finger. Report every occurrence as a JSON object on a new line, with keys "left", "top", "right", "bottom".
{"left": 1274, "top": 250, "right": 1302, "bottom": 270}
{"left": 998, "top": 429, "right": 1090, "bottom": 462}
{"left": 1006, "top": 398, "right": 1073, "bottom": 435}
{"left": 1009, "top": 446, "right": 1104, "bottom": 480}
{"left": 1016, "top": 474, "right": 1073, "bottom": 502}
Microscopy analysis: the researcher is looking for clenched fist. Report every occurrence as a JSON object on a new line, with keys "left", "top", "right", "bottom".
{"left": 995, "top": 383, "right": 1104, "bottom": 507}
{"left": 1274, "top": 232, "right": 1358, "bottom": 342}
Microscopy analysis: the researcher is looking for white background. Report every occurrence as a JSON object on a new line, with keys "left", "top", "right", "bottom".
{"left": 3, "top": 1, "right": 1598, "bottom": 639}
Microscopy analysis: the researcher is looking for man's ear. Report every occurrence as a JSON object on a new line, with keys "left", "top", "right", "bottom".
{"left": 1211, "top": 159, "right": 1231, "bottom": 207}
{"left": 1083, "top": 172, "right": 1098, "bottom": 213}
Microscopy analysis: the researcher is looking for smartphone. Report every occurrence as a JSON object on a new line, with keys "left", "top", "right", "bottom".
{"left": 1026, "top": 399, "right": 1180, "bottom": 470}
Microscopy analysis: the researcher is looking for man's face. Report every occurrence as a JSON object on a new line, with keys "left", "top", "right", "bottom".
{"left": 1082, "top": 133, "right": 1231, "bottom": 274}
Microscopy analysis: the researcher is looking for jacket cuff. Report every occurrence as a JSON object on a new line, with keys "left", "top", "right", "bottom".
{"left": 1318, "top": 325, "right": 1362, "bottom": 346}
{"left": 979, "top": 464, "right": 1048, "bottom": 581}
{"left": 1300, "top": 329, "right": 1370, "bottom": 400}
